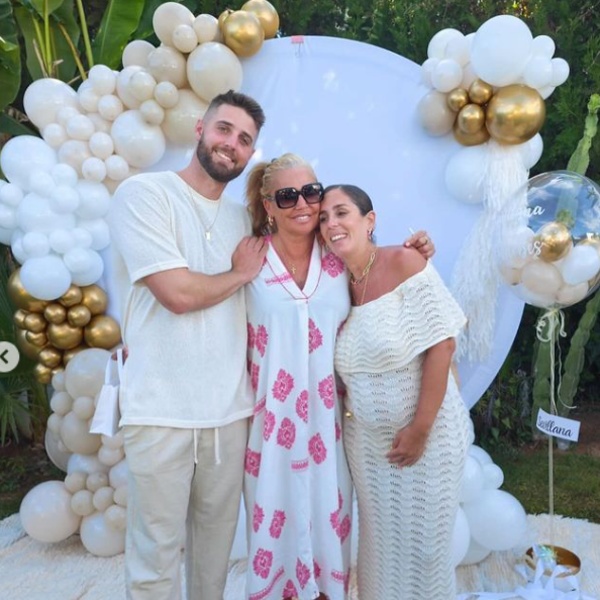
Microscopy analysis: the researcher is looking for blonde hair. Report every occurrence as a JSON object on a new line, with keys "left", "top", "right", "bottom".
{"left": 245, "top": 153, "right": 316, "bottom": 236}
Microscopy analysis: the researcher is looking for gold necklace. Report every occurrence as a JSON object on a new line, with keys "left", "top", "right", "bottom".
{"left": 187, "top": 185, "right": 221, "bottom": 242}
{"left": 273, "top": 238, "right": 311, "bottom": 276}
{"left": 350, "top": 249, "right": 377, "bottom": 286}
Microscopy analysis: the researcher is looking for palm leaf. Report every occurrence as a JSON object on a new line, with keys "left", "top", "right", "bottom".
{"left": 0, "top": 0, "right": 21, "bottom": 112}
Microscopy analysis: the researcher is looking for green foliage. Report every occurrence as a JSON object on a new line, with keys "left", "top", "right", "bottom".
{"left": 0, "top": 0, "right": 21, "bottom": 113}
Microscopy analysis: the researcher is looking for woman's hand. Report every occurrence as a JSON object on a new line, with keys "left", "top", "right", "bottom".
{"left": 386, "top": 422, "right": 430, "bottom": 467}
{"left": 111, "top": 347, "right": 129, "bottom": 362}
{"left": 404, "top": 230, "right": 435, "bottom": 259}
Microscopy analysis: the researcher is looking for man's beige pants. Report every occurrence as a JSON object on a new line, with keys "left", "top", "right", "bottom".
{"left": 123, "top": 419, "right": 248, "bottom": 600}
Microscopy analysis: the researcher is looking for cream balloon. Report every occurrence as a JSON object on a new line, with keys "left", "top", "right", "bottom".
{"left": 111, "top": 110, "right": 166, "bottom": 168}
{"left": 78, "top": 87, "right": 100, "bottom": 113}
{"left": 521, "top": 260, "right": 563, "bottom": 296}
{"left": 109, "top": 459, "right": 128, "bottom": 489}
{"left": 43, "top": 124, "right": 67, "bottom": 149}
{"left": 71, "top": 489, "right": 95, "bottom": 516}
{"left": 105, "top": 155, "right": 130, "bottom": 181}
{"left": 67, "top": 452, "right": 109, "bottom": 475}
{"left": 50, "top": 391, "right": 74, "bottom": 416}
{"left": 89, "top": 132, "right": 114, "bottom": 160}
{"left": 65, "top": 348, "right": 111, "bottom": 399}
{"left": 97, "top": 95, "right": 124, "bottom": 122}
{"left": 87, "top": 112, "right": 112, "bottom": 133}
{"left": 56, "top": 106, "right": 80, "bottom": 128}
{"left": 513, "top": 283, "right": 555, "bottom": 309}
{"left": 98, "top": 445, "right": 124, "bottom": 467}
{"left": 173, "top": 24, "right": 199, "bottom": 53}
{"left": 417, "top": 90, "right": 456, "bottom": 136}
{"left": 499, "top": 264, "right": 522, "bottom": 285}
{"left": 560, "top": 244, "right": 600, "bottom": 286}
{"left": 122, "top": 40, "right": 155, "bottom": 69}
{"left": 93, "top": 486, "right": 115, "bottom": 512}
{"left": 129, "top": 71, "right": 157, "bottom": 103}
{"left": 44, "top": 429, "right": 71, "bottom": 472}
{"left": 140, "top": 99, "right": 165, "bottom": 125}
{"left": 64, "top": 471, "right": 87, "bottom": 493}
{"left": 82, "top": 157, "right": 107, "bottom": 182}
{"left": 163, "top": 90, "right": 208, "bottom": 144}
{"left": 556, "top": 282, "right": 589, "bottom": 306}
{"left": 113, "top": 485, "right": 128, "bottom": 507}
{"left": 23, "top": 79, "right": 79, "bottom": 129}
{"left": 47, "top": 413, "right": 63, "bottom": 435}
{"left": 154, "top": 81, "right": 179, "bottom": 109}
{"left": 73, "top": 396, "right": 96, "bottom": 420}
{"left": 60, "top": 411, "right": 102, "bottom": 455}
{"left": 88, "top": 65, "right": 117, "bottom": 96}
{"left": 187, "top": 42, "right": 243, "bottom": 103}
{"left": 86, "top": 472, "right": 109, "bottom": 492}
{"left": 102, "top": 431, "right": 125, "bottom": 450}
{"left": 52, "top": 369, "right": 67, "bottom": 391}
{"left": 80, "top": 511, "right": 125, "bottom": 557}
{"left": 1, "top": 136, "right": 57, "bottom": 190}
{"left": 152, "top": 2, "right": 195, "bottom": 47}
{"left": 193, "top": 14, "right": 221, "bottom": 43}
{"left": 105, "top": 504, "right": 127, "bottom": 531}
{"left": 58, "top": 140, "right": 92, "bottom": 175}
{"left": 147, "top": 46, "right": 188, "bottom": 88}
{"left": 20, "top": 481, "right": 81, "bottom": 542}
{"left": 116, "top": 66, "right": 145, "bottom": 109}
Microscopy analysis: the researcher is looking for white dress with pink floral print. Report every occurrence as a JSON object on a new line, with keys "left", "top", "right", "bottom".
{"left": 244, "top": 238, "right": 353, "bottom": 600}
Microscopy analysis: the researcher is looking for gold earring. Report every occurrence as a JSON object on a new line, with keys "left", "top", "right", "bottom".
{"left": 268, "top": 215, "right": 274, "bottom": 227}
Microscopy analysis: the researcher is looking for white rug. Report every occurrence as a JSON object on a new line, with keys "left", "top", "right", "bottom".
{"left": 0, "top": 514, "right": 598, "bottom": 600}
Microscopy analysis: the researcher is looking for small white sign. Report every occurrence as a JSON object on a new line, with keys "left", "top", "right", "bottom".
{"left": 536, "top": 408, "right": 580, "bottom": 443}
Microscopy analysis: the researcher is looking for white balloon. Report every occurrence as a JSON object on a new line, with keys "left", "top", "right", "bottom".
{"left": 49, "top": 229, "right": 76, "bottom": 254}
{"left": 538, "top": 85, "right": 556, "bottom": 100}
{"left": 52, "top": 369, "right": 67, "bottom": 391}
{"left": 550, "top": 58, "right": 570, "bottom": 87}
{"left": 445, "top": 36, "right": 471, "bottom": 67}
{"left": 11, "top": 232, "right": 28, "bottom": 264}
{"left": 523, "top": 56, "right": 553, "bottom": 89}
{"left": 451, "top": 507, "right": 471, "bottom": 566}
{"left": 173, "top": 24, "right": 198, "bottom": 53}
{"left": 64, "top": 248, "right": 93, "bottom": 273}
{"left": 460, "top": 537, "right": 492, "bottom": 565}
{"left": 163, "top": 89, "right": 208, "bottom": 144}
{"left": 97, "top": 95, "right": 124, "bottom": 122}
{"left": 43, "top": 123, "right": 68, "bottom": 149}
{"left": 79, "top": 219, "right": 111, "bottom": 251}
{"left": 193, "top": 14, "right": 221, "bottom": 44}
{"left": 89, "top": 64, "right": 117, "bottom": 96}
{"left": 93, "top": 486, "right": 115, "bottom": 512}
{"left": 49, "top": 186, "right": 80, "bottom": 214}
{"left": 22, "top": 232, "right": 50, "bottom": 257}
{"left": 427, "top": 28, "right": 463, "bottom": 60}
{"left": 82, "top": 157, "right": 107, "bottom": 182}
{"left": 29, "top": 171, "right": 55, "bottom": 197}
{"left": 20, "top": 481, "right": 81, "bottom": 542}
{"left": 560, "top": 244, "right": 600, "bottom": 286}
{"left": 67, "top": 115, "right": 95, "bottom": 141}
{"left": 519, "top": 134, "right": 543, "bottom": 170}
{"left": 64, "top": 471, "right": 87, "bottom": 494}
{"left": 80, "top": 511, "right": 125, "bottom": 557}
{"left": 140, "top": 99, "right": 165, "bottom": 125}
{"left": 111, "top": 110, "right": 166, "bottom": 168}
{"left": 532, "top": 35, "right": 555, "bottom": 59}
{"left": 147, "top": 46, "right": 188, "bottom": 88}
{"left": 513, "top": 282, "right": 555, "bottom": 309}
{"left": 58, "top": 140, "right": 92, "bottom": 175}
{"left": 154, "top": 81, "right": 179, "bottom": 109}
{"left": 67, "top": 452, "right": 109, "bottom": 475}
{"left": 20, "top": 255, "right": 72, "bottom": 300}
{"left": 102, "top": 431, "right": 125, "bottom": 450}
{"left": 445, "top": 145, "right": 488, "bottom": 204}
{"left": 122, "top": 40, "right": 155, "bottom": 69}
{"left": 47, "top": 413, "right": 63, "bottom": 435}
{"left": 60, "top": 411, "right": 102, "bottom": 455}
{"left": 78, "top": 87, "right": 100, "bottom": 113}
{"left": 129, "top": 71, "right": 157, "bottom": 102}
{"left": 187, "top": 43, "right": 243, "bottom": 103}
{"left": 72, "top": 227, "right": 93, "bottom": 249}
{"left": 522, "top": 260, "right": 563, "bottom": 295}
{"left": 89, "top": 132, "right": 115, "bottom": 160}
{"left": 56, "top": 106, "right": 81, "bottom": 127}
{"left": 461, "top": 62, "right": 478, "bottom": 89}
{"left": 52, "top": 164, "right": 78, "bottom": 187}
{"left": 65, "top": 348, "right": 111, "bottom": 399}
{"left": 556, "top": 282, "right": 589, "bottom": 306}
{"left": 105, "top": 504, "right": 127, "bottom": 531}
{"left": 108, "top": 458, "right": 128, "bottom": 489}
{"left": 0, "top": 183, "right": 24, "bottom": 207}
{"left": 44, "top": 429, "right": 71, "bottom": 472}
{"left": 0, "top": 205, "right": 17, "bottom": 230}
{"left": 76, "top": 180, "right": 111, "bottom": 219}
{"left": 417, "top": 91, "right": 456, "bottom": 137}
{"left": 431, "top": 59, "right": 463, "bottom": 93}
{"left": 71, "top": 251, "right": 105, "bottom": 286}
{"left": 116, "top": 66, "right": 145, "bottom": 110}
{"left": 50, "top": 391, "right": 74, "bottom": 416}
{"left": 470, "top": 15, "right": 533, "bottom": 86}
{"left": 153, "top": 2, "right": 195, "bottom": 47}
{"left": 482, "top": 463, "right": 504, "bottom": 489}
{"left": 23, "top": 78, "right": 79, "bottom": 129}
{"left": 1, "top": 136, "right": 57, "bottom": 190}
{"left": 421, "top": 58, "right": 439, "bottom": 87}
{"left": 460, "top": 455, "right": 485, "bottom": 502}
{"left": 113, "top": 485, "right": 128, "bottom": 507}
{"left": 0, "top": 227, "right": 11, "bottom": 245}
{"left": 105, "top": 155, "right": 130, "bottom": 181}
{"left": 463, "top": 489, "right": 528, "bottom": 551}
{"left": 71, "top": 489, "right": 95, "bottom": 516}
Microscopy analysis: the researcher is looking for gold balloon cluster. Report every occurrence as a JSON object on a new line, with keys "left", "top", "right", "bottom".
{"left": 447, "top": 80, "right": 546, "bottom": 146}
{"left": 219, "top": 0, "right": 279, "bottom": 58}
{"left": 8, "top": 270, "right": 121, "bottom": 385}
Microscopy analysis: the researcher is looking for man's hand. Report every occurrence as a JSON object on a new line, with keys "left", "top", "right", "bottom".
{"left": 232, "top": 237, "right": 267, "bottom": 283}
{"left": 386, "top": 422, "right": 430, "bottom": 467}
{"left": 404, "top": 230, "right": 435, "bottom": 259}
{"left": 111, "top": 347, "right": 129, "bottom": 362}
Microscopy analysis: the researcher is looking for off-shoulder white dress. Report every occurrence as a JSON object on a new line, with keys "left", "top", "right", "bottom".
{"left": 335, "top": 262, "right": 473, "bottom": 600}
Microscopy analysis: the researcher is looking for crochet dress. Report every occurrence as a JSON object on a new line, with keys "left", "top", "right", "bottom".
{"left": 335, "top": 262, "right": 473, "bottom": 600}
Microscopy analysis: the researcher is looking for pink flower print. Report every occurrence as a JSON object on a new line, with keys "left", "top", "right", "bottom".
{"left": 276, "top": 417, "right": 296, "bottom": 450}
{"left": 250, "top": 363, "right": 260, "bottom": 392}
{"left": 313, "top": 560, "right": 321, "bottom": 580}
{"left": 282, "top": 580, "right": 298, "bottom": 598}
{"left": 322, "top": 251, "right": 345, "bottom": 278}
{"left": 245, "top": 448, "right": 261, "bottom": 477}
{"left": 308, "top": 319, "right": 323, "bottom": 353}
{"left": 318, "top": 375, "right": 335, "bottom": 409}
{"left": 330, "top": 508, "right": 340, "bottom": 531}
{"left": 272, "top": 369, "right": 294, "bottom": 402}
{"left": 335, "top": 421, "right": 341, "bottom": 442}
{"left": 263, "top": 410, "right": 276, "bottom": 441}
{"left": 269, "top": 510, "right": 286, "bottom": 539}
{"left": 253, "top": 503, "right": 264, "bottom": 533}
{"left": 295, "top": 391, "right": 308, "bottom": 423}
{"left": 337, "top": 515, "right": 351, "bottom": 543}
{"left": 256, "top": 325, "right": 269, "bottom": 357}
{"left": 309, "top": 433, "right": 327, "bottom": 464}
{"left": 296, "top": 558, "right": 311, "bottom": 589}
{"left": 252, "top": 548, "right": 273, "bottom": 579}
{"left": 248, "top": 323, "right": 256, "bottom": 349}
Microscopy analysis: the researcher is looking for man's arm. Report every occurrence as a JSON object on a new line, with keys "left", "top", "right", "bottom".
{"left": 143, "top": 236, "right": 267, "bottom": 314}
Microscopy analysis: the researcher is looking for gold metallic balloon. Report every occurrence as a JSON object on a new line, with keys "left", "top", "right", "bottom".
{"left": 38, "top": 346, "right": 63, "bottom": 369}
{"left": 223, "top": 10, "right": 264, "bottom": 58}
{"left": 63, "top": 345, "right": 86, "bottom": 365}
{"left": 218, "top": 9, "right": 234, "bottom": 31}
{"left": 34, "top": 363, "right": 53, "bottom": 385}
{"left": 447, "top": 88, "right": 469, "bottom": 112}
{"left": 44, "top": 303, "right": 67, "bottom": 324}
{"left": 13, "top": 309, "right": 28, "bottom": 329}
{"left": 468, "top": 79, "right": 494, "bottom": 105}
{"left": 535, "top": 222, "right": 572, "bottom": 262}
{"left": 84, "top": 316, "right": 122, "bottom": 349}
{"left": 15, "top": 328, "right": 42, "bottom": 360}
{"left": 453, "top": 121, "right": 490, "bottom": 146}
{"left": 80, "top": 285, "right": 108, "bottom": 315}
{"left": 241, "top": 0, "right": 279, "bottom": 39}
{"left": 23, "top": 313, "right": 47, "bottom": 334}
{"left": 26, "top": 331, "right": 48, "bottom": 347}
{"left": 59, "top": 285, "right": 83, "bottom": 308}
{"left": 486, "top": 85, "right": 546, "bottom": 145}
{"left": 7, "top": 269, "right": 47, "bottom": 313}
{"left": 68, "top": 305, "right": 92, "bottom": 327}
{"left": 47, "top": 322, "right": 84, "bottom": 350}
{"left": 457, "top": 103, "right": 486, "bottom": 134}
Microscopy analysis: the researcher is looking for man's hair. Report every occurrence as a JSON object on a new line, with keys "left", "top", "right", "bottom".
{"left": 205, "top": 90, "right": 266, "bottom": 132}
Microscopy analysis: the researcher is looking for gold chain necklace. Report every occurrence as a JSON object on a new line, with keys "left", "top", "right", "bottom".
{"left": 273, "top": 238, "right": 311, "bottom": 276}
{"left": 350, "top": 249, "right": 377, "bottom": 286}
{"left": 187, "top": 185, "right": 221, "bottom": 242}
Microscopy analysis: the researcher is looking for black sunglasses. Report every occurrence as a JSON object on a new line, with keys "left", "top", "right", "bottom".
{"left": 267, "top": 183, "right": 324, "bottom": 209}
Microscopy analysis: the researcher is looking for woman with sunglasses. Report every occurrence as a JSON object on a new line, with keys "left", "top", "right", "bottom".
{"left": 242, "top": 154, "right": 433, "bottom": 600}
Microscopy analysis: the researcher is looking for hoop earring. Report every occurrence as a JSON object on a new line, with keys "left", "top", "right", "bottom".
{"left": 367, "top": 229, "right": 373, "bottom": 240}
{"left": 268, "top": 215, "right": 274, "bottom": 227}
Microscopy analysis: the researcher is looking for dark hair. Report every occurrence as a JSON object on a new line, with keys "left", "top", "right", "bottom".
{"left": 323, "top": 184, "right": 374, "bottom": 215}
{"left": 205, "top": 89, "right": 266, "bottom": 132}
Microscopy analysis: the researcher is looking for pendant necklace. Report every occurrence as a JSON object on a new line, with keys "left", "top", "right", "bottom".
{"left": 187, "top": 184, "right": 221, "bottom": 242}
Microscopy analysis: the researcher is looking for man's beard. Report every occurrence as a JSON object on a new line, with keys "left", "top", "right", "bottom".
{"left": 196, "top": 137, "right": 245, "bottom": 183}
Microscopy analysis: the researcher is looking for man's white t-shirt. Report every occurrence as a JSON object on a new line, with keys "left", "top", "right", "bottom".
{"left": 109, "top": 171, "right": 254, "bottom": 428}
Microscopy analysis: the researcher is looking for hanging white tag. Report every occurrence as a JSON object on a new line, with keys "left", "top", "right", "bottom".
{"left": 536, "top": 408, "right": 580, "bottom": 443}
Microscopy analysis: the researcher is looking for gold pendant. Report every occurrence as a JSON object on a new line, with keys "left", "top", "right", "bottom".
{"left": 205, "top": 231, "right": 211, "bottom": 241}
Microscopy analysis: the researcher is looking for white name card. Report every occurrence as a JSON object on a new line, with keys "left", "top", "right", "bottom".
{"left": 536, "top": 408, "right": 580, "bottom": 443}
